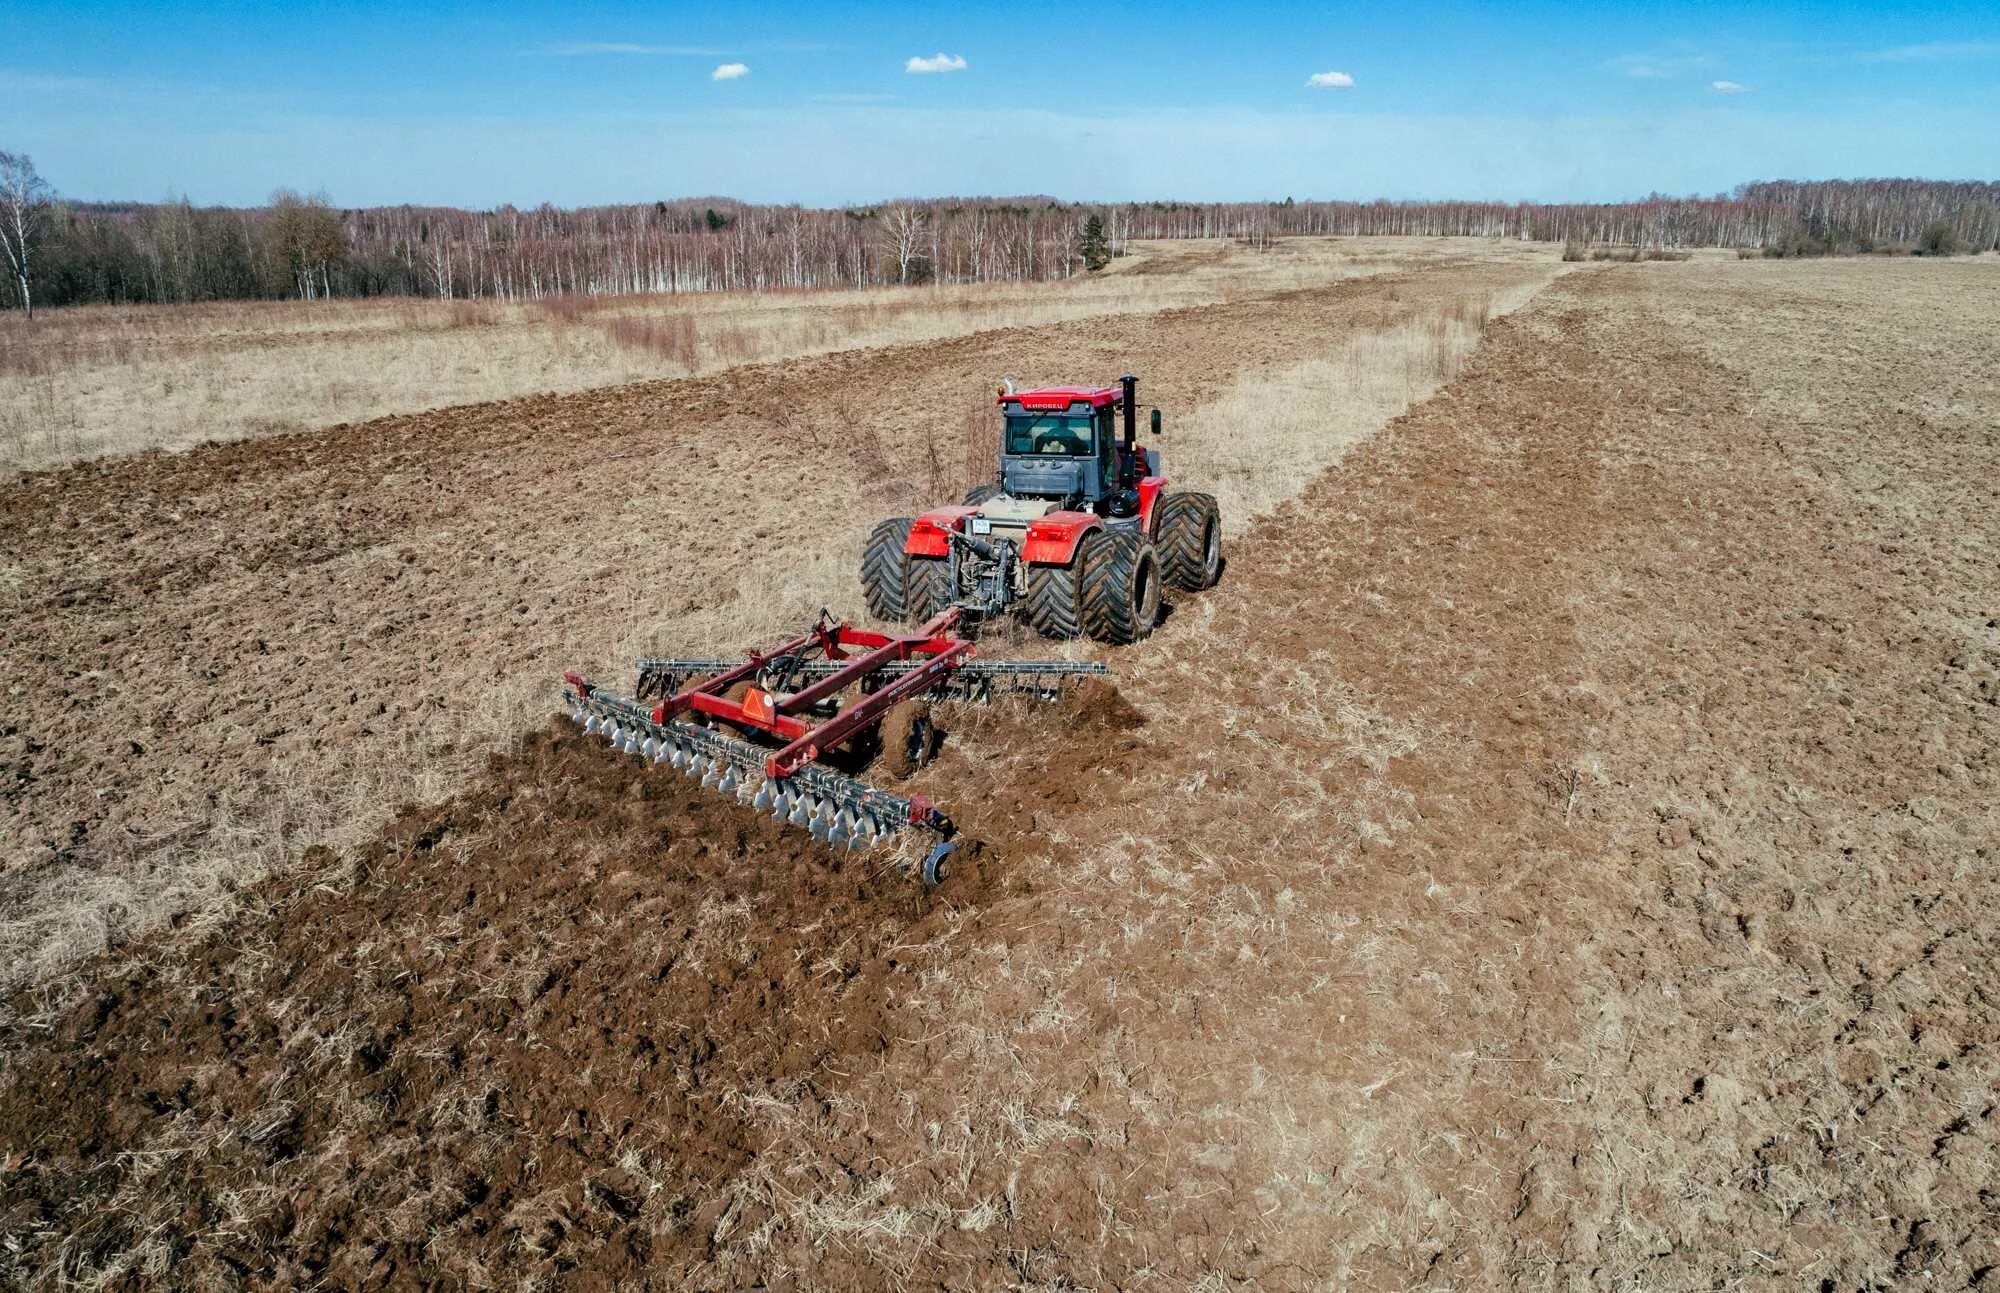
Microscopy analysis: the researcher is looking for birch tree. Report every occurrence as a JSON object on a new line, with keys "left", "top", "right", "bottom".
{"left": 881, "top": 204, "right": 927, "bottom": 284}
{"left": 426, "top": 234, "right": 453, "bottom": 298}
{"left": 0, "top": 151, "right": 52, "bottom": 317}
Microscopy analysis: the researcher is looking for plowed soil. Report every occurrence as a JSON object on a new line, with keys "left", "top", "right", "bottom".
{"left": 5, "top": 254, "right": 1999, "bottom": 1288}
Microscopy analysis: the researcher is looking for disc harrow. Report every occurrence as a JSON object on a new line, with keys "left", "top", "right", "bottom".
{"left": 562, "top": 609, "right": 1107, "bottom": 884}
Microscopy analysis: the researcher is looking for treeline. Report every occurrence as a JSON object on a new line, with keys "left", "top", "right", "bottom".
{"left": 8, "top": 178, "right": 1995, "bottom": 310}
{"left": 18, "top": 196, "right": 1114, "bottom": 308}
{"left": 1126, "top": 179, "right": 2000, "bottom": 250}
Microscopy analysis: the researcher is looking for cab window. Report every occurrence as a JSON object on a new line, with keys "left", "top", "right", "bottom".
{"left": 1005, "top": 414, "right": 1094, "bottom": 456}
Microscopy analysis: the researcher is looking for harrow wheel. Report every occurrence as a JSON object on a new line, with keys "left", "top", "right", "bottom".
{"left": 964, "top": 483, "right": 1002, "bottom": 506}
{"left": 1024, "top": 559, "right": 1081, "bottom": 639}
{"left": 880, "top": 699, "right": 941, "bottom": 779}
{"left": 1078, "top": 527, "right": 1161, "bottom": 645}
{"left": 906, "top": 555, "right": 953, "bottom": 623}
{"left": 922, "top": 838, "right": 957, "bottom": 888}
{"left": 862, "top": 517, "right": 916, "bottom": 622}
{"left": 1154, "top": 490, "right": 1223, "bottom": 591}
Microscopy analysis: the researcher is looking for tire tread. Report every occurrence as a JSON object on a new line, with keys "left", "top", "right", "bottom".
{"left": 862, "top": 518, "right": 914, "bottom": 621}
{"left": 1079, "top": 527, "right": 1160, "bottom": 644}
{"left": 1155, "top": 491, "right": 1222, "bottom": 591}
{"left": 906, "top": 556, "right": 952, "bottom": 622}
{"left": 1025, "top": 560, "right": 1081, "bottom": 638}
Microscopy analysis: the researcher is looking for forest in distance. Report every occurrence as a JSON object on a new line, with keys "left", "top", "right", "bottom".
{"left": 5, "top": 175, "right": 1997, "bottom": 311}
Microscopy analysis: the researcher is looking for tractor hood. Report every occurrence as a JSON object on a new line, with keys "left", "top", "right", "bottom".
{"left": 970, "top": 495, "right": 1056, "bottom": 529}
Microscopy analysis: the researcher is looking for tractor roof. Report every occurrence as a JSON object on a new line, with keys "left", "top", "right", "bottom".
{"left": 999, "top": 385, "right": 1121, "bottom": 412}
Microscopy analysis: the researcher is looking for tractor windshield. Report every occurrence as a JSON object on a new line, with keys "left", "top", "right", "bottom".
{"left": 1005, "top": 414, "right": 1095, "bottom": 456}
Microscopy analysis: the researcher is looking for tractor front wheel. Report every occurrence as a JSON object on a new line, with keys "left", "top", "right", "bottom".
{"left": 1078, "top": 527, "right": 1161, "bottom": 645}
{"left": 1155, "top": 491, "right": 1223, "bottom": 590}
{"left": 964, "top": 483, "right": 1002, "bottom": 506}
{"left": 862, "top": 518, "right": 915, "bottom": 621}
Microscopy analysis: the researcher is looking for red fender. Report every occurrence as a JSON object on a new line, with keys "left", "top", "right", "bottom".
{"left": 1022, "top": 510, "right": 1103, "bottom": 566}
{"left": 905, "top": 506, "right": 978, "bottom": 557}
{"left": 1138, "top": 476, "right": 1168, "bottom": 533}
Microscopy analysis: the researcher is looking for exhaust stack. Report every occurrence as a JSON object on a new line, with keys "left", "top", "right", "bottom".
{"left": 1120, "top": 374, "right": 1138, "bottom": 486}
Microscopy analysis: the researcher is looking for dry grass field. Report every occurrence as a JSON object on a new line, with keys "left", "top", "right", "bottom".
{"left": 1, "top": 241, "right": 1996, "bottom": 1289}
{"left": 0, "top": 236, "right": 1540, "bottom": 474}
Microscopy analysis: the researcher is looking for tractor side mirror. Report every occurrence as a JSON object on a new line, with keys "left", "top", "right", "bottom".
{"left": 1150, "top": 408, "right": 1162, "bottom": 436}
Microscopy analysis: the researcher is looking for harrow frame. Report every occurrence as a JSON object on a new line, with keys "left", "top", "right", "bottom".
{"left": 647, "top": 609, "right": 970, "bottom": 778}
{"left": 563, "top": 608, "right": 1104, "bottom": 884}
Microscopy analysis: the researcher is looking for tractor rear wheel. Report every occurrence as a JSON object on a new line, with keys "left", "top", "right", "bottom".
{"left": 862, "top": 518, "right": 915, "bottom": 621}
{"left": 964, "top": 483, "right": 1002, "bottom": 506}
{"left": 1024, "top": 560, "right": 1081, "bottom": 638}
{"left": 1079, "top": 527, "right": 1161, "bottom": 645}
{"left": 1154, "top": 491, "right": 1223, "bottom": 590}
{"left": 906, "top": 555, "right": 953, "bottom": 623}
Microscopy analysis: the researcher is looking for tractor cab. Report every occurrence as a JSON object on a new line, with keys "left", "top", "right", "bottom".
{"left": 997, "top": 381, "right": 1158, "bottom": 518}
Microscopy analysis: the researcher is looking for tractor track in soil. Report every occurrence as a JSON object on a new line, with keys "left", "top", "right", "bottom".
{"left": 4, "top": 256, "right": 1998, "bottom": 1287}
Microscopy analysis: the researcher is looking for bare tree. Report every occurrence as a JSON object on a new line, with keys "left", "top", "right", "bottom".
{"left": 0, "top": 151, "right": 52, "bottom": 317}
{"left": 967, "top": 208, "right": 989, "bottom": 282}
{"left": 425, "top": 233, "right": 453, "bottom": 299}
{"left": 881, "top": 203, "right": 927, "bottom": 284}
{"left": 785, "top": 207, "right": 807, "bottom": 287}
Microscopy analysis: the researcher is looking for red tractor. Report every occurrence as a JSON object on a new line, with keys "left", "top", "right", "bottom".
{"left": 862, "top": 375, "right": 1222, "bottom": 642}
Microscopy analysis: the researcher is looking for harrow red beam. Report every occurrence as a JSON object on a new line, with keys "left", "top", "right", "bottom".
{"left": 646, "top": 610, "right": 971, "bottom": 777}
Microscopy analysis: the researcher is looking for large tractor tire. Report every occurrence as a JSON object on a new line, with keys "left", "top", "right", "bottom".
{"left": 964, "top": 483, "right": 1003, "bottom": 506}
{"left": 906, "top": 555, "right": 953, "bottom": 623}
{"left": 1024, "top": 559, "right": 1082, "bottom": 639}
{"left": 1078, "top": 527, "right": 1161, "bottom": 645}
{"left": 1154, "top": 491, "right": 1223, "bottom": 591}
{"left": 862, "top": 517, "right": 915, "bottom": 621}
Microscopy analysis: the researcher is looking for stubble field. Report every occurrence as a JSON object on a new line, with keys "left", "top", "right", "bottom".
{"left": 1, "top": 239, "right": 1994, "bottom": 1289}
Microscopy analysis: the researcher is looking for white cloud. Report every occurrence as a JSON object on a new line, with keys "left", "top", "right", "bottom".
{"left": 1306, "top": 71, "right": 1355, "bottom": 89}
{"left": 906, "top": 53, "right": 967, "bottom": 74}
{"left": 1711, "top": 79, "right": 1750, "bottom": 93}
{"left": 712, "top": 62, "right": 749, "bottom": 81}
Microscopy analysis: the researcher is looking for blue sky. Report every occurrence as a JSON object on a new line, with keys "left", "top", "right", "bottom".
{"left": 5, "top": 0, "right": 1997, "bottom": 207}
